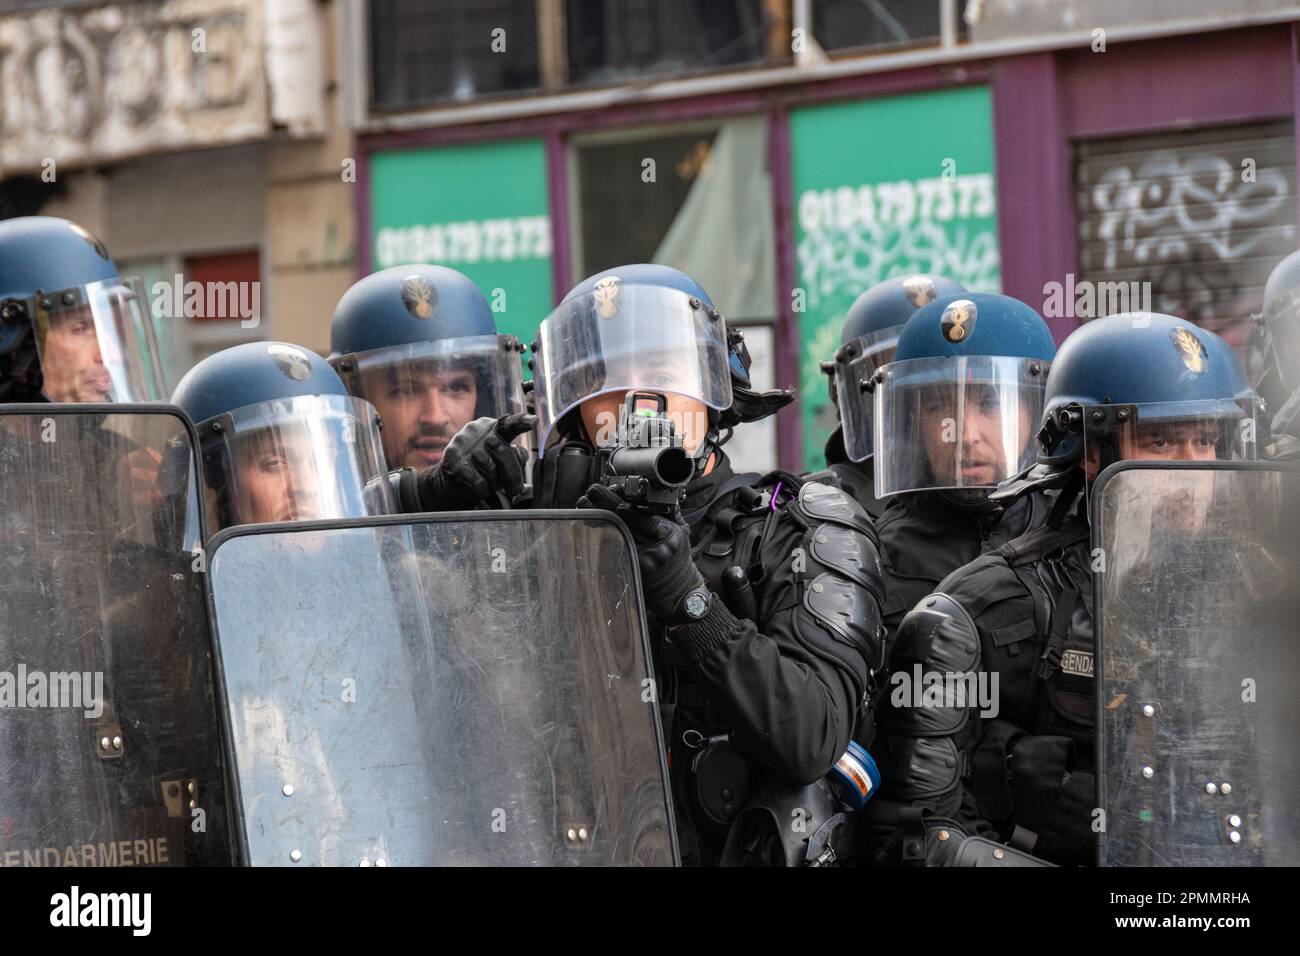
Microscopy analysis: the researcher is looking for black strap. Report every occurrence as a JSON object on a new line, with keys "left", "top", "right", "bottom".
{"left": 1045, "top": 469, "right": 1084, "bottom": 529}
{"left": 1037, "top": 585, "right": 1079, "bottom": 681}
{"left": 740, "top": 478, "right": 793, "bottom": 590}
{"left": 682, "top": 471, "right": 762, "bottom": 526}
{"left": 898, "top": 807, "right": 929, "bottom": 866}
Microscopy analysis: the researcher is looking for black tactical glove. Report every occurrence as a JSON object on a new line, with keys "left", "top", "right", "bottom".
{"left": 417, "top": 413, "right": 535, "bottom": 511}
{"left": 577, "top": 483, "right": 707, "bottom": 621}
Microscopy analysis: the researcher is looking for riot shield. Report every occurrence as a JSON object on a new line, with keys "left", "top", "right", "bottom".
{"left": 207, "top": 512, "right": 677, "bottom": 866}
{"left": 1093, "top": 462, "right": 1300, "bottom": 866}
{"left": 0, "top": 405, "right": 232, "bottom": 867}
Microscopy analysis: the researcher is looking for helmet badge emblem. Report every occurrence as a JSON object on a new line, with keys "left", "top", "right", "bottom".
{"left": 1170, "top": 326, "right": 1207, "bottom": 374}
{"left": 941, "top": 299, "right": 977, "bottom": 343}
{"left": 593, "top": 276, "right": 621, "bottom": 318}
{"left": 268, "top": 344, "right": 312, "bottom": 382}
{"left": 903, "top": 275, "right": 936, "bottom": 308}
{"left": 400, "top": 275, "right": 438, "bottom": 320}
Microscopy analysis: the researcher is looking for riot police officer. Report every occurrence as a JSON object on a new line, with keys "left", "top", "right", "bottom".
{"left": 170, "top": 341, "right": 396, "bottom": 531}
{"left": 0, "top": 216, "right": 167, "bottom": 404}
{"left": 1259, "top": 249, "right": 1300, "bottom": 457}
{"left": 0, "top": 216, "right": 174, "bottom": 515}
{"left": 868, "top": 292, "right": 1056, "bottom": 647}
{"left": 329, "top": 264, "right": 533, "bottom": 510}
{"left": 529, "top": 263, "right": 888, "bottom": 866}
{"left": 816, "top": 274, "right": 967, "bottom": 516}
{"left": 871, "top": 313, "right": 1264, "bottom": 866}
{"left": 172, "top": 337, "right": 531, "bottom": 531}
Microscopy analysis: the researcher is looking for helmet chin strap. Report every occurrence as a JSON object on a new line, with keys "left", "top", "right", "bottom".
{"left": 689, "top": 419, "right": 724, "bottom": 482}
{"left": 937, "top": 487, "right": 999, "bottom": 514}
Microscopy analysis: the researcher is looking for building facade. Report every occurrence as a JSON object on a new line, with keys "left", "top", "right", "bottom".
{"left": 0, "top": 0, "right": 352, "bottom": 391}
{"left": 348, "top": 0, "right": 1300, "bottom": 471}
{"left": 5, "top": 0, "right": 1297, "bottom": 471}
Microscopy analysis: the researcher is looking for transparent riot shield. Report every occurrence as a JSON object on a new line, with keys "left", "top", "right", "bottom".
{"left": 207, "top": 512, "right": 677, "bottom": 866}
{"left": 1093, "top": 462, "right": 1300, "bottom": 866}
{"left": 0, "top": 406, "right": 232, "bottom": 867}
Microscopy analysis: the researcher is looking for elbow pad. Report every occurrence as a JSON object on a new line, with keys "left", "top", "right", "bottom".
{"left": 874, "top": 592, "right": 982, "bottom": 802}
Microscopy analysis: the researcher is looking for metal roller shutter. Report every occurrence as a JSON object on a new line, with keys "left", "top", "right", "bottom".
{"left": 1075, "top": 120, "right": 1296, "bottom": 361}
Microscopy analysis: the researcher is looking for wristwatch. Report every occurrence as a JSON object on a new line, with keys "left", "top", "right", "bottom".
{"left": 672, "top": 584, "right": 714, "bottom": 625}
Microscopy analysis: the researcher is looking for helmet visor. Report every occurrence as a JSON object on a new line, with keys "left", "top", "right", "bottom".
{"left": 29, "top": 276, "right": 166, "bottom": 403}
{"left": 333, "top": 335, "right": 527, "bottom": 471}
{"left": 1264, "top": 285, "right": 1300, "bottom": 393}
{"left": 1081, "top": 399, "right": 1259, "bottom": 470}
{"left": 874, "top": 356, "right": 1049, "bottom": 498}
{"left": 836, "top": 325, "right": 903, "bottom": 463}
{"left": 534, "top": 283, "right": 732, "bottom": 455}
{"left": 199, "top": 394, "right": 395, "bottom": 532}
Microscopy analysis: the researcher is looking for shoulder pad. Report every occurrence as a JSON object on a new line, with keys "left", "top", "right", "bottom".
{"left": 792, "top": 481, "right": 875, "bottom": 538}
{"left": 803, "top": 572, "right": 885, "bottom": 670}
{"left": 892, "top": 592, "right": 981, "bottom": 675}
{"left": 808, "top": 522, "right": 885, "bottom": 603}
{"left": 876, "top": 592, "right": 980, "bottom": 740}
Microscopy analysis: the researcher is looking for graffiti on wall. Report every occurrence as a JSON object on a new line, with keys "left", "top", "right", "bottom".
{"left": 790, "top": 86, "right": 1002, "bottom": 470}
{"left": 0, "top": 0, "right": 268, "bottom": 175}
{"left": 795, "top": 173, "right": 1002, "bottom": 463}
{"left": 1080, "top": 149, "right": 1295, "bottom": 348}
{"left": 796, "top": 173, "right": 1002, "bottom": 312}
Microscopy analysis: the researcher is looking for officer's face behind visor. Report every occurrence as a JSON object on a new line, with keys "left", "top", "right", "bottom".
{"left": 204, "top": 395, "right": 395, "bottom": 532}
{"left": 337, "top": 337, "right": 525, "bottom": 471}
{"left": 363, "top": 360, "right": 477, "bottom": 469}
{"left": 1082, "top": 404, "right": 1256, "bottom": 536}
{"left": 1081, "top": 401, "right": 1256, "bottom": 478}
{"left": 31, "top": 276, "right": 166, "bottom": 403}
{"left": 918, "top": 382, "right": 1035, "bottom": 487}
{"left": 533, "top": 283, "right": 732, "bottom": 457}
{"left": 1084, "top": 419, "right": 1221, "bottom": 477}
{"left": 873, "top": 356, "right": 1047, "bottom": 496}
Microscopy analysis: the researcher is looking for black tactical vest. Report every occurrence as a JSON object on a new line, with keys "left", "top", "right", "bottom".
{"left": 934, "top": 515, "right": 1096, "bottom": 864}
{"left": 876, "top": 490, "right": 1049, "bottom": 639}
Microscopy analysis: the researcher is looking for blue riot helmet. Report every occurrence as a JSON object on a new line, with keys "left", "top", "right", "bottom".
{"left": 329, "top": 264, "right": 526, "bottom": 471}
{"left": 561, "top": 263, "right": 716, "bottom": 307}
{"left": 540, "top": 264, "right": 792, "bottom": 462}
{"left": 172, "top": 342, "right": 395, "bottom": 533}
{"left": 535, "top": 273, "right": 730, "bottom": 463}
{"left": 562, "top": 264, "right": 791, "bottom": 417}
{"left": 870, "top": 293, "right": 1055, "bottom": 498}
{"left": 0, "top": 216, "right": 166, "bottom": 403}
{"left": 828, "top": 274, "right": 968, "bottom": 462}
{"left": 1032, "top": 313, "right": 1261, "bottom": 479}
